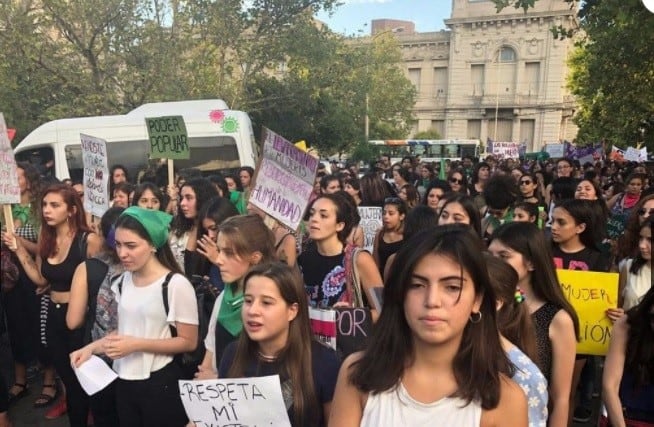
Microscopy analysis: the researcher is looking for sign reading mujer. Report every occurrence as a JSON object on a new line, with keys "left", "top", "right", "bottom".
{"left": 249, "top": 128, "right": 318, "bottom": 231}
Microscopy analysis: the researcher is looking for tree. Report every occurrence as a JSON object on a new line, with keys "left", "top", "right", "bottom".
{"left": 492, "top": 0, "right": 654, "bottom": 150}
{"left": 414, "top": 130, "right": 442, "bottom": 140}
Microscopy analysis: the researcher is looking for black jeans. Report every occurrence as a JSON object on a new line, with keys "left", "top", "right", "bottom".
{"left": 89, "top": 377, "right": 119, "bottom": 427}
{"left": 116, "top": 362, "right": 188, "bottom": 427}
{"left": 47, "top": 301, "right": 89, "bottom": 427}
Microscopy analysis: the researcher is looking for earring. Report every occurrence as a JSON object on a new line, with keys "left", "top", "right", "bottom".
{"left": 469, "top": 312, "right": 482, "bottom": 324}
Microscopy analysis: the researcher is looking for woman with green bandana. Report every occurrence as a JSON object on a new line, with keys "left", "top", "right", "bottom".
{"left": 70, "top": 207, "right": 199, "bottom": 427}
{"left": 194, "top": 214, "right": 276, "bottom": 379}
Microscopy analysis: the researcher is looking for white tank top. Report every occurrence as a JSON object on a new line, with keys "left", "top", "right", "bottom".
{"left": 361, "top": 382, "right": 482, "bottom": 427}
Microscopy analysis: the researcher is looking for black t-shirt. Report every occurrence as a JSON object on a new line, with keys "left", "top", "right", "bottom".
{"left": 218, "top": 340, "right": 341, "bottom": 427}
{"left": 298, "top": 247, "right": 346, "bottom": 308}
{"left": 551, "top": 245, "right": 610, "bottom": 272}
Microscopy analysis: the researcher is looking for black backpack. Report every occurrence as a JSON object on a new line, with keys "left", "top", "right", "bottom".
{"left": 82, "top": 258, "right": 109, "bottom": 345}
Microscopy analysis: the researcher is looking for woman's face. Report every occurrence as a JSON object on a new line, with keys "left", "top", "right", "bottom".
{"left": 477, "top": 166, "right": 490, "bottom": 180}
{"left": 638, "top": 224, "right": 652, "bottom": 262}
{"left": 421, "top": 167, "right": 431, "bottom": 179}
{"left": 551, "top": 207, "right": 584, "bottom": 246}
{"left": 112, "top": 168, "right": 126, "bottom": 184}
{"left": 115, "top": 227, "right": 154, "bottom": 272}
{"left": 179, "top": 186, "right": 198, "bottom": 219}
{"left": 243, "top": 275, "right": 298, "bottom": 352}
{"left": 404, "top": 253, "right": 481, "bottom": 346}
{"left": 519, "top": 176, "right": 536, "bottom": 196}
{"left": 239, "top": 170, "right": 252, "bottom": 189}
{"left": 626, "top": 178, "right": 643, "bottom": 196}
{"left": 215, "top": 232, "right": 251, "bottom": 283}
{"left": 202, "top": 218, "right": 219, "bottom": 241}
{"left": 42, "top": 192, "right": 71, "bottom": 227}
{"left": 488, "top": 239, "right": 533, "bottom": 284}
{"left": 449, "top": 173, "right": 464, "bottom": 192}
{"left": 307, "top": 198, "right": 343, "bottom": 242}
{"left": 398, "top": 187, "right": 408, "bottom": 202}
{"left": 225, "top": 177, "right": 237, "bottom": 192}
{"left": 638, "top": 199, "right": 654, "bottom": 225}
{"left": 438, "top": 202, "right": 470, "bottom": 226}
{"left": 17, "top": 167, "right": 28, "bottom": 194}
{"left": 575, "top": 180, "right": 598, "bottom": 200}
{"left": 113, "top": 190, "right": 129, "bottom": 208}
{"left": 512, "top": 207, "right": 534, "bottom": 223}
{"left": 344, "top": 183, "right": 359, "bottom": 199}
{"left": 383, "top": 204, "right": 405, "bottom": 231}
{"left": 136, "top": 188, "right": 161, "bottom": 211}
{"left": 427, "top": 188, "right": 444, "bottom": 211}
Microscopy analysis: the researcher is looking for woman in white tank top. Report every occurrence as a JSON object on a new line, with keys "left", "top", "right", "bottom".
{"left": 329, "top": 226, "right": 528, "bottom": 427}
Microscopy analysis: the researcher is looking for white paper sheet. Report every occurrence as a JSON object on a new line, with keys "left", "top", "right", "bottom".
{"left": 72, "top": 355, "right": 118, "bottom": 396}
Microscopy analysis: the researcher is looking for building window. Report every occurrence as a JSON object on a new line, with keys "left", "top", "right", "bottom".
{"left": 431, "top": 120, "right": 445, "bottom": 137}
{"left": 408, "top": 68, "right": 422, "bottom": 92}
{"left": 524, "top": 62, "right": 540, "bottom": 95}
{"left": 471, "top": 64, "right": 485, "bottom": 96}
{"left": 467, "top": 120, "right": 482, "bottom": 139}
{"left": 499, "top": 46, "right": 516, "bottom": 63}
{"left": 433, "top": 67, "right": 448, "bottom": 98}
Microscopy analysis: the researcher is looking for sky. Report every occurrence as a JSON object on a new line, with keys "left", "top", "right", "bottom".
{"left": 316, "top": 0, "right": 453, "bottom": 35}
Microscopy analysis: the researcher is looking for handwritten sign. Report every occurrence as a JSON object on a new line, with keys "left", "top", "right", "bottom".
{"left": 179, "top": 376, "right": 291, "bottom": 427}
{"left": 544, "top": 143, "right": 565, "bottom": 159}
{"left": 249, "top": 128, "right": 318, "bottom": 231}
{"left": 146, "top": 116, "right": 189, "bottom": 159}
{"left": 557, "top": 269, "right": 618, "bottom": 355}
{"left": 0, "top": 113, "right": 20, "bottom": 204}
{"left": 490, "top": 141, "right": 521, "bottom": 159}
{"left": 358, "top": 207, "right": 382, "bottom": 253}
{"left": 309, "top": 307, "right": 337, "bottom": 350}
{"left": 335, "top": 307, "right": 372, "bottom": 358}
{"left": 80, "top": 134, "right": 110, "bottom": 217}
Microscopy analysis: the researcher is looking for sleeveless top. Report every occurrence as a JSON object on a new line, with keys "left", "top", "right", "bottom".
{"left": 507, "top": 347, "right": 549, "bottom": 427}
{"left": 376, "top": 233, "right": 403, "bottom": 275}
{"left": 621, "top": 259, "right": 652, "bottom": 311}
{"left": 361, "top": 383, "right": 482, "bottom": 427}
{"left": 41, "top": 232, "right": 85, "bottom": 292}
{"left": 169, "top": 231, "right": 190, "bottom": 274}
{"left": 298, "top": 247, "right": 347, "bottom": 308}
{"left": 531, "top": 302, "right": 561, "bottom": 381}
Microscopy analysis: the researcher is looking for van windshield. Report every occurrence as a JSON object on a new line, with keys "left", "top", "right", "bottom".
{"left": 65, "top": 136, "right": 240, "bottom": 182}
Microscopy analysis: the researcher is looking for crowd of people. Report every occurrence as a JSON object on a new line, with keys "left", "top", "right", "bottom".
{"left": 0, "top": 152, "right": 652, "bottom": 427}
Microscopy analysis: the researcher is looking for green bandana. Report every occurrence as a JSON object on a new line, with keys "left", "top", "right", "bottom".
{"left": 218, "top": 283, "right": 244, "bottom": 336}
{"left": 120, "top": 206, "right": 172, "bottom": 249}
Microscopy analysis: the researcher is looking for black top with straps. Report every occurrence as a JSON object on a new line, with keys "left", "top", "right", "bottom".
{"left": 41, "top": 233, "right": 86, "bottom": 293}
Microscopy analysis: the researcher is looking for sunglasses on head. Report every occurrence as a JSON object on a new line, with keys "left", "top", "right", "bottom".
{"left": 520, "top": 180, "right": 532, "bottom": 185}
{"left": 384, "top": 197, "right": 402, "bottom": 205}
{"left": 449, "top": 178, "right": 463, "bottom": 185}
{"left": 638, "top": 208, "right": 654, "bottom": 216}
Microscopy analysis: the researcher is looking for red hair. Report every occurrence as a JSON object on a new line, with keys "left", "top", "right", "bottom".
{"left": 38, "top": 184, "right": 91, "bottom": 259}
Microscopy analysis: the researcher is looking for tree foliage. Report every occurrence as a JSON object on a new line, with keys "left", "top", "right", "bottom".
{"left": 491, "top": 0, "right": 654, "bottom": 149}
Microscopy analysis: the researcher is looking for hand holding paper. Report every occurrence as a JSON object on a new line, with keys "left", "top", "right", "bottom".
{"left": 72, "top": 355, "right": 118, "bottom": 396}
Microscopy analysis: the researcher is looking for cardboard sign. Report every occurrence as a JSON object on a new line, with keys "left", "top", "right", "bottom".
{"left": 146, "top": 116, "right": 189, "bottom": 159}
{"left": 309, "top": 307, "right": 337, "bottom": 350}
{"left": 80, "top": 134, "right": 110, "bottom": 218}
{"left": 556, "top": 269, "right": 619, "bottom": 356}
{"left": 358, "top": 207, "right": 382, "bottom": 253}
{"left": 179, "top": 376, "right": 291, "bottom": 427}
{"left": 490, "top": 141, "right": 521, "bottom": 159}
{"left": 249, "top": 128, "right": 318, "bottom": 231}
{"left": 335, "top": 307, "right": 372, "bottom": 358}
{"left": 0, "top": 113, "right": 20, "bottom": 205}
{"left": 544, "top": 143, "right": 565, "bottom": 159}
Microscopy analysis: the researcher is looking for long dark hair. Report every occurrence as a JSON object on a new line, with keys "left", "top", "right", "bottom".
{"left": 438, "top": 193, "right": 482, "bottom": 237}
{"left": 484, "top": 254, "right": 539, "bottom": 364}
{"left": 17, "top": 161, "right": 42, "bottom": 223}
{"left": 629, "top": 216, "right": 653, "bottom": 275}
{"left": 39, "top": 184, "right": 91, "bottom": 259}
{"left": 99, "top": 206, "right": 125, "bottom": 264}
{"left": 554, "top": 198, "right": 602, "bottom": 251}
{"left": 227, "top": 262, "right": 318, "bottom": 426}
{"left": 624, "top": 287, "right": 654, "bottom": 388}
{"left": 304, "top": 192, "right": 359, "bottom": 244}
{"left": 171, "top": 178, "right": 219, "bottom": 237}
{"left": 349, "top": 225, "right": 512, "bottom": 409}
{"left": 618, "top": 193, "right": 654, "bottom": 261}
{"left": 490, "top": 222, "right": 580, "bottom": 338}
{"left": 131, "top": 182, "right": 167, "bottom": 211}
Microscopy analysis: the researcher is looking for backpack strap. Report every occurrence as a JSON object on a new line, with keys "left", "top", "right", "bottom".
{"left": 78, "top": 232, "right": 89, "bottom": 259}
{"left": 83, "top": 258, "right": 109, "bottom": 344}
{"left": 160, "top": 272, "right": 177, "bottom": 337}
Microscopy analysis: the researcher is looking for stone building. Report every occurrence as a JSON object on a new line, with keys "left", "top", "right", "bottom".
{"left": 381, "top": 0, "right": 579, "bottom": 151}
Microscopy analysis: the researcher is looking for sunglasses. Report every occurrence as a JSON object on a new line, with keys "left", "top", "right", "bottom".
{"left": 638, "top": 208, "right": 654, "bottom": 216}
{"left": 519, "top": 180, "right": 532, "bottom": 185}
{"left": 384, "top": 197, "right": 402, "bottom": 205}
{"left": 449, "top": 178, "right": 463, "bottom": 185}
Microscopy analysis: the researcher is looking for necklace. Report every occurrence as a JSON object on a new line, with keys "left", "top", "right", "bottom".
{"left": 257, "top": 351, "right": 278, "bottom": 362}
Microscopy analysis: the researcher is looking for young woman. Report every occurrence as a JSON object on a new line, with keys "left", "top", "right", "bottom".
{"left": 485, "top": 255, "right": 548, "bottom": 427}
{"left": 607, "top": 173, "right": 645, "bottom": 240}
{"left": 468, "top": 161, "right": 491, "bottom": 212}
{"left": 343, "top": 176, "right": 362, "bottom": 206}
{"left": 298, "top": 193, "right": 383, "bottom": 320}
{"left": 422, "top": 179, "right": 450, "bottom": 215}
{"left": 195, "top": 215, "right": 276, "bottom": 377}
{"left": 2, "top": 184, "right": 103, "bottom": 427}
{"left": 372, "top": 197, "right": 406, "bottom": 278}
{"left": 574, "top": 178, "right": 610, "bottom": 248}
{"left": 616, "top": 193, "right": 654, "bottom": 263}
{"left": 320, "top": 174, "right": 343, "bottom": 195}
{"left": 238, "top": 166, "right": 254, "bottom": 192}
{"left": 219, "top": 262, "right": 341, "bottom": 427}
{"left": 602, "top": 287, "right": 654, "bottom": 427}
{"left": 512, "top": 202, "right": 538, "bottom": 224}
{"left": 398, "top": 184, "right": 420, "bottom": 210}
{"left": 111, "top": 182, "right": 133, "bottom": 208}
{"left": 329, "top": 226, "right": 527, "bottom": 427}
{"left": 488, "top": 222, "right": 578, "bottom": 427}
{"left": 66, "top": 206, "right": 125, "bottom": 427}
{"left": 132, "top": 182, "right": 166, "bottom": 211}
{"left": 109, "top": 164, "right": 129, "bottom": 201}
{"left": 169, "top": 177, "right": 218, "bottom": 275}
{"left": 437, "top": 193, "right": 482, "bottom": 237}
{"left": 359, "top": 172, "right": 394, "bottom": 208}
{"left": 447, "top": 169, "right": 468, "bottom": 194}
{"left": 70, "top": 207, "right": 199, "bottom": 427}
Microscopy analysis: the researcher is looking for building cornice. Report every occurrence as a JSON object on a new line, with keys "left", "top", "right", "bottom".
{"left": 445, "top": 10, "right": 578, "bottom": 28}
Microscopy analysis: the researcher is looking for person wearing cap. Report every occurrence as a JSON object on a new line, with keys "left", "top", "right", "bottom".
{"left": 70, "top": 206, "right": 199, "bottom": 427}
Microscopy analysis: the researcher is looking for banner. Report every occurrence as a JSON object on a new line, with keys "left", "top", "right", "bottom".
{"left": 179, "top": 376, "right": 291, "bottom": 427}
{"left": 489, "top": 141, "right": 521, "bottom": 159}
{"left": 358, "top": 207, "right": 382, "bottom": 253}
{"left": 146, "top": 116, "right": 189, "bottom": 160}
{"left": 625, "top": 146, "right": 648, "bottom": 162}
{"left": 556, "top": 269, "right": 618, "bottom": 355}
{"left": 0, "top": 113, "right": 20, "bottom": 205}
{"left": 544, "top": 143, "right": 565, "bottom": 159}
{"left": 249, "top": 128, "right": 318, "bottom": 231}
{"left": 80, "top": 134, "right": 110, "bottom": 218}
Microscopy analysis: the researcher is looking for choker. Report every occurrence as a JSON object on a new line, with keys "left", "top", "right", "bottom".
{"left": 257, "top": 351, "right": 278, "bottom": 362}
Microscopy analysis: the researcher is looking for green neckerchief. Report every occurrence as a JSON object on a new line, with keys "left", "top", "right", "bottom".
{"left": 229, "top": 191, "right": 247, "bottom": 214}
{"left": 217, "top": 283, "right": 244, "bottom": 336}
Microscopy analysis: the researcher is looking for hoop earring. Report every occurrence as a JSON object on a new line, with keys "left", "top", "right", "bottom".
{"left": 469, "top": 312, "right": 482, "bottom": 324}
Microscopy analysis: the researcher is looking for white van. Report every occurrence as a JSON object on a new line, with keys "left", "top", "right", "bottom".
{"left": 13, "top": 99, "right": 258, "bottom": 181}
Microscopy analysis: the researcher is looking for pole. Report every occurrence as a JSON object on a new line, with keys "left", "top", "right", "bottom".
{"left": 365, "top": 93, "right": 370, "bottom": 141}
{"left": 494, "top": 51, "right": 500, "bottom": 142}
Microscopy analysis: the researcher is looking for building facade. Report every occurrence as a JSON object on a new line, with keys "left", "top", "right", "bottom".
{"left": 383, "top": 0, "right": 579, "bottom": 151}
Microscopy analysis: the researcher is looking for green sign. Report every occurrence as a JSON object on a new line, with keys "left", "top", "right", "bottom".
{"left": 146, "top": 116, "right": 189, "bottom": 159}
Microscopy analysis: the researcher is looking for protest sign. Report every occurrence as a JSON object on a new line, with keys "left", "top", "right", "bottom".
{"left": 556, "top": 269, "right": 618, "bottom": 355}
{"left": 80, "top": 134, "right": 110, "bottom": 218}
{"left": 610, "top": 146, "right": 625, "bottom": 162}
{"left": 624, "top": 146, "right": 647, "bottom": 163}
{"left": 309, "top": 307, "right": 337, "bottom": 350}
{"left": 146, "top": 116, "right": 189, "bottom": 160}
{"left": 335, "top": 307, "right": 372, "bottom": 358}
{"left": 249, "top": 128, "right": 318, "bottom": 231}
{"left": 0, "top": 113, "right": 20, "bottom": 205}
{"left": 358, "top": 207, "right": 382, "bottom": 253}
{"left": 544, "top": 143, "right": 565, "bottom": 159}
{"left": 179, "top": 375, "right": 291, "bottom": 427}
{"left": 490, "top": 141, "right": 521, "bottom": 159}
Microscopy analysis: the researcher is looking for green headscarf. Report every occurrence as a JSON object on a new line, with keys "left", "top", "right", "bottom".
{"left": 120, "top": 206, "right": 172, "bottom": 249}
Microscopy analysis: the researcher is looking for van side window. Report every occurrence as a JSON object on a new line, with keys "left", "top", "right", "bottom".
{"left": 15, "top": 147, "right": 55, "bottom": 178}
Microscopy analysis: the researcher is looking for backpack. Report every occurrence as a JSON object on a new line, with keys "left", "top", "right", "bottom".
{"left": 82, "top": 258, "right": 109, "bottom": 345}
{"left": 118, "top": 272, "right": 217, "bottom": 380}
